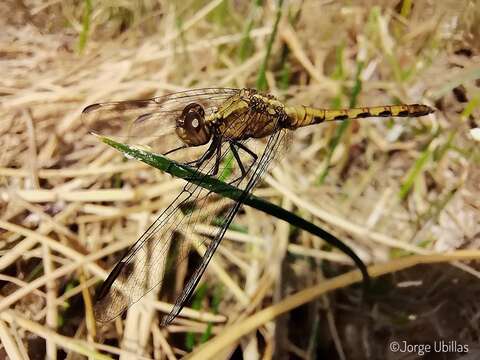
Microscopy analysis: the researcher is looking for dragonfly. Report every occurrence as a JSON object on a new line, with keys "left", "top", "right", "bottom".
{"left": 82, "top": 88, "right": 434, "bottom": 325}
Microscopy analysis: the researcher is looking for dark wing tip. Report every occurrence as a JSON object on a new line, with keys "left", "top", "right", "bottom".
{"left": 160, "top": 314, "right": 174, "bottom": 327}
{"left": 95, "top": 260, "right": 127, "bottom": 302}
{"left": 94, "top": 279, "right": 112, "bottom": 303}
{"left": 82, "top": 103, "right": 102, "bottom": 114}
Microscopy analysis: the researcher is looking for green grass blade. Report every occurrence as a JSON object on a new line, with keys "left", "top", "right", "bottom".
{"left": 256, "top": 0, "right": 284, "bottom": 91}
{"left": 77, "top": 0, "right": 92, "bottom": 53}
{"left": 238, "top": 0, "right": 263, "bottom": 61}
{"left": 99, "top": 135, "right": 370, "bottom": 287}
{"left": 185, "top": 283, "right": 209, "bottom": 351}
{"left": 317, "top": 60, "right": 364, "bottom": 184}
{"left": 398, "top": 143, "right": 432, "bottom": 200}
{"left": 276, "top": 3, "right": 302, "bottom": 89}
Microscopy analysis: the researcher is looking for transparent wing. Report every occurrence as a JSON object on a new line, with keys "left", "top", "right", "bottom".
{"left": 93, "top": 111, "right": 287, "bottom": 325}
{"left": 82, "top": 88, "right": 240, "bottom": 154}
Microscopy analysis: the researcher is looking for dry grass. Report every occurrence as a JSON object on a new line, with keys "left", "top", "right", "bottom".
{"left": 1, "top": 0, "right": 479, "bottom": 359}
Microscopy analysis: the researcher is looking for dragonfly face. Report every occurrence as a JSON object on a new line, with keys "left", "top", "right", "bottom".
{"left": 175, "top": 102, "right": 211, "bottom": 146}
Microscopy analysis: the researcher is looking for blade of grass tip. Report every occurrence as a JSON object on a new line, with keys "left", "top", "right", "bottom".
{"left": 256, "top": 0, "right": 284, "bottom": 91}
{"left": 317, "top": 60, "right": 364, "bottom": 184}
{"left": 99, "top": 135, "right": 371, "bottom": 287}
{"left": 77, "top": 0, "right": 92, "bottom": 53}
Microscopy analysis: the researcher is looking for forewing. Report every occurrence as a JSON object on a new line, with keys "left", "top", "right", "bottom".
{"left": 82, "top": 88, "right": 239, "bottom": 154}
{"left": 94, "top": 111, "right": 287, "bottom": 325}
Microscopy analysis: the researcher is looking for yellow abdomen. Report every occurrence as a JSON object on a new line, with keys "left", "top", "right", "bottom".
{"left": 285, "top": 103, "right": 434, "bottom": 129}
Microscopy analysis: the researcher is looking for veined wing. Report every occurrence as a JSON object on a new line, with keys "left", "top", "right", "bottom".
{"left": 162, "top": 127, "right": 287, "bottom": 325}
{"left": 81, "top": 88, "right": 240, "bottom": 154}
{"left": 94, "top": 110, "right": 287, "bottom": 325}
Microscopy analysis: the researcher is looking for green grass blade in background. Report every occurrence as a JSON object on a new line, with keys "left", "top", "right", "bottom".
{"left": 256, "top": 0, "right": 284, "bottom": 91}
{"left": 186, "top": 283, "right": 209, "bottom": 351}
{"left": 398, "top": 143, "right": 433, "bottom": 200}
{"left": 276, "top": 3, "right": 302, "bottom": 89}
{"left": 238, "top": 0, "right": 263, "bottom": 62}
{"left": 399, "top": 92, "right": 480, "bottom": 200}
{"left": 317, "top": 60, "right": 364, "bottom": 184}
{"left": 77, "top": 0, "right": 92, "bottom": 53}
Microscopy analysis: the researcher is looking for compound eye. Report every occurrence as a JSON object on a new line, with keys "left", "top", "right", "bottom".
{"left": 176, "top": 102, "right": 210, "bottom": 146}
{"left": 183, "top": 103, "right": 205, "bottom": 132}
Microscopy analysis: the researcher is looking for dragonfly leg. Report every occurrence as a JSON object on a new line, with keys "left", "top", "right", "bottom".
{"left": 211, "top": 141, "right": 222, "bottom": 176}
{"left": 227, "top": 141, "right": 258, "bottom": 184}
{"left": 163, "top": 144, "right": 188, "bottom": 156}
{"left": 233, "top": 141, "right": 258, "bottom": 162}
{"left": 229, "top": 142, "right": 246, "bottom": 177}
{"left": 186, "top": 138, "right": 217, "bottom": 168}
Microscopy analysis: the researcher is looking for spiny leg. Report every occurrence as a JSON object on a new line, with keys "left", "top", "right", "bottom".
{"left": 211, "top": 140, "right": 222, "bottom": 176}
{"left": 186, "top": 138, "right": 218, "bottom": 168}
{"left": 234, "top": 140, "right": 258, "bottom": 162}
{"left": 229, "top": 142, "right": 246, "bottom": 177}
{"left": 164, "top": 144, "right": 188, "bottom": 157}
{"left": 227, "top": 141, "right": 258, "bottom": 184}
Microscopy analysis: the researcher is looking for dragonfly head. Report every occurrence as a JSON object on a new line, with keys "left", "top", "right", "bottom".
{"left": 175, "top": 103, "right": 212, "bottom": 146}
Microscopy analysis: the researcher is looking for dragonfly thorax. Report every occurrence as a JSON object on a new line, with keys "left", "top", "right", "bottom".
{"left": 175, "top": 102, "right": 212, "bottom": 146}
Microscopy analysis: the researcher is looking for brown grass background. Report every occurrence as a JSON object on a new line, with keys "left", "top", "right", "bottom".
{"left": 1, "top": 0, "right": 479, "bottom": 359}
